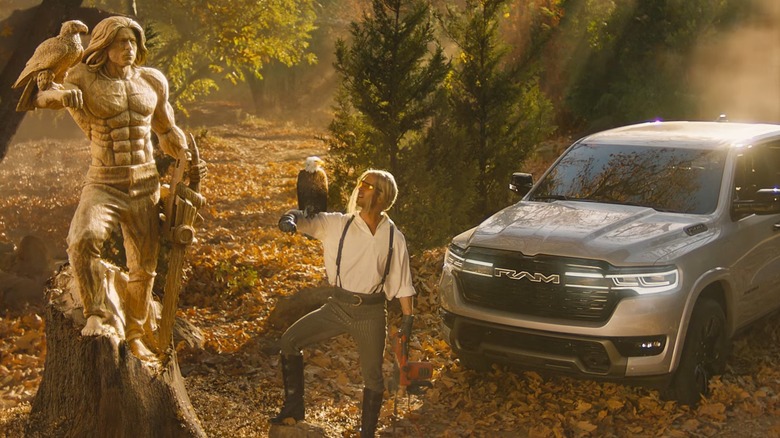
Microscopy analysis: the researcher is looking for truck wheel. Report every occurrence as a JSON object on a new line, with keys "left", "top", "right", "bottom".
{"left": 664, "top": 298, "right": 729, "bottom": 406}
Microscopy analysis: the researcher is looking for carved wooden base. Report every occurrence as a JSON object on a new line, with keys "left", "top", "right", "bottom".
{"left": 26, "top": 267, "right": 206, "bottom": 437}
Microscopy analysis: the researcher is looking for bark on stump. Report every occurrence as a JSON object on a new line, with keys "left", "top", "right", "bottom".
{"left": 26, "top": 267, "right": 206, "bottom": 438}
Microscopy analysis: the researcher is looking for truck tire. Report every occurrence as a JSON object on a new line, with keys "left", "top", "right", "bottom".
{"left": 663, "top": 298, "right": 729, "bottom": 405}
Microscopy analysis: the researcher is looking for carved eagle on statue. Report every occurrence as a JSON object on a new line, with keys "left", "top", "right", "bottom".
{"left": 297, "top": 156, "right": 328, "bottom": 218}
{"left": 13, "top": 20, "right": 89, "bottom": 112}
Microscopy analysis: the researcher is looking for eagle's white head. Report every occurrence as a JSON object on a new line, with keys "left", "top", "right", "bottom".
{"left": 304, "top": 156, "right": 323, "bottom": 173}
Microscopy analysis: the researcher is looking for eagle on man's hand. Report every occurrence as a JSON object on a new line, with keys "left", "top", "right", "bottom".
{"left": 297, "top": 156, "right": 328, "bottom": 218}
{"left": 13, "top": 20, "right": 89, "bottom": 112}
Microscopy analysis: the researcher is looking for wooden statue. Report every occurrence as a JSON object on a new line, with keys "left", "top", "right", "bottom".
{"left": 23, "top": 16, "right": 205, "bottom": 361}
{"left": 16, "top": 16, "right": 207, "bottom": 437}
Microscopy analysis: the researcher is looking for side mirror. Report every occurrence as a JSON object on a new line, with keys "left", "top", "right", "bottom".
{"left": 732, "top": 188, "right": 780, "bottom": 216}
{"left": 510, "top": 172, "right": 533, "bottom": 196}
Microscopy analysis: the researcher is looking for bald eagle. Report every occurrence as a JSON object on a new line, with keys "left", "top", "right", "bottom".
{"left": 297, "top": 156, "right": 328, "bottom": 218}
{"left": 13, "top": 20, "right": 89, "bottom": 112}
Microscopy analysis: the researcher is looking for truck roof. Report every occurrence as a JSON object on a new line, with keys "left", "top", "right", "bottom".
{"left": 581, "top": 121, "right": 780, "bottom": 149}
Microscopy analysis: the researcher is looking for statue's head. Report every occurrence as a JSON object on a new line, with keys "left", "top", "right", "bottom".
{"left": 83, "top": 16, "right": 148, "bottom": 70}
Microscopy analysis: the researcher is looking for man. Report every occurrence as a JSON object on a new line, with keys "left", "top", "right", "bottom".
{"left": 32, "top": 16, "right": 203, "bottom": 361}
{"left": 275, "top": 169, "right": 416, "bottom": 437}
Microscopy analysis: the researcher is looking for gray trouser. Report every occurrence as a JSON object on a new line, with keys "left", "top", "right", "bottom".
{"left": 279, "top": 297, "right": 387, "bottom": 392}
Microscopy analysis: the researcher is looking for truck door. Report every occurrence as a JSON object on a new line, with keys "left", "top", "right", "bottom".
{"left": 731, "top": 140, "right": 780, "bottom": 326}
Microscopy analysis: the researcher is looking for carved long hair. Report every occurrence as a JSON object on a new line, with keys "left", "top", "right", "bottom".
{"left": 83, "top": 17, "right": 148, "bottom": 71}
{"left": 347, "top": 169, "right": 398, "bottom": 214}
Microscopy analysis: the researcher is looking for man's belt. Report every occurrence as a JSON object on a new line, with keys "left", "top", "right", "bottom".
{"left": 332, "top": 287, "right": 386, "bottom": 306}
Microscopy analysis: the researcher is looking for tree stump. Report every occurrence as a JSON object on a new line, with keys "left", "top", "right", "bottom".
{"left": 26, "top": 267, "right": 206, "bottom": 438}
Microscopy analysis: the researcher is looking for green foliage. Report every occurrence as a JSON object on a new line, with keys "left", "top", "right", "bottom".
{"left": 327, "top": 0, "right": 452, "bottom": 248}
{"left": 395, "top": 91, "right": 480, "bottom": 248}
{"left": 561, "top": 0, "right": 752, "bottom": 131}
{"left": 327, "top": 0, "right": 557, "bottom": 248}
{"left": 325, "top": 87, "right": 376, "bottom": 212}
{"left": 214, "top": 260, "right": 260, "bottom": 297}
{"left": 332, "top": 0, "right": 449, "bottom": 175}
{"left": 135, "top": 0, "right": 318, "bottom": 112}
{"left": 443, "top": 0, "right": 555, "bottom": 220}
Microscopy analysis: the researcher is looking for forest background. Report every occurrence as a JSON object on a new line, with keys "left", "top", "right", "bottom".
{"left": 2, "top": 0, "right": 778, "bottom": 249}
{"left": 0, "top": 0, "right": 779, "bottom": 436}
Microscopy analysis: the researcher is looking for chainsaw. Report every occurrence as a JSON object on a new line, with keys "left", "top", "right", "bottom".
{"left": 390, "top": 331, "right": 433, "bottom": 395}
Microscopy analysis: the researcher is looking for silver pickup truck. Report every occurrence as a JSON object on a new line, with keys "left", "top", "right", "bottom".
{"left": 439, "top": 121, "right": 780, "bottom": 405}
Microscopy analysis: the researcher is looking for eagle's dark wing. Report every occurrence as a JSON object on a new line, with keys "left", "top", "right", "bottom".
{"left": 297, "top": 169, "right": 328, "bottom": 218}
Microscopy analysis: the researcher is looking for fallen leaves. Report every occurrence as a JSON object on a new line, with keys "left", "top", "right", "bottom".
{"left": 2, "top": 120, "right": 780, "bottom": 437}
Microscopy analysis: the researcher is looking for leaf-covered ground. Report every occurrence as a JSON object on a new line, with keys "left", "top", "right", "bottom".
{"left": 1, "top": 117, "right": 780, "bottom": 437}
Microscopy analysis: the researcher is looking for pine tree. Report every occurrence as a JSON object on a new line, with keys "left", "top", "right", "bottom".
{"left": 329, "top": 0, "right": 449, "bottom": 179}
{"left": 444, "top": 0, "right": 555, "bottom": 220}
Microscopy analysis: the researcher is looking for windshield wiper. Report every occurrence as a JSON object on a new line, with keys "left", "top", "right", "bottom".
{"left": 532, "top": 194, "right": 569, "bottom": 201}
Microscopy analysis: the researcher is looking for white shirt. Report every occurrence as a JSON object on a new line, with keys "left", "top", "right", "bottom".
{"left": 297, "top": 212, "right": 416, "bottom": 299}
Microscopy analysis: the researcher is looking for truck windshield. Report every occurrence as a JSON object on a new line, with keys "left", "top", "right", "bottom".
{"left": 530, "top": 143, "right": 727, "bottom": 214}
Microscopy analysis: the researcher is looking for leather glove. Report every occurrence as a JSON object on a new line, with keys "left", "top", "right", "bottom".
{"left": 278, "top": 212, "right": 298, "bottom": 234}
{"left": 400, "top": 314, "right": 414, "bottom": 339}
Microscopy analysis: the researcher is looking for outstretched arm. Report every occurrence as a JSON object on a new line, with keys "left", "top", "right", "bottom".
{"left": 34, "top": 86, "right": 82, "bottom": 110}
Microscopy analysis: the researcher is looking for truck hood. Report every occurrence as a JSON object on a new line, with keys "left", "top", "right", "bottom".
{"left": 468, "top": 201, "right": 711, "bottom": 265}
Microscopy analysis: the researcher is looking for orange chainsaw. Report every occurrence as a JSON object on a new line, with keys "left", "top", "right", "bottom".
{"left": 389, "top": 331, "right": 433, "bottom": 395}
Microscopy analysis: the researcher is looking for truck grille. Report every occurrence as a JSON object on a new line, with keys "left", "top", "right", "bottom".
{"left": 457, "top": 248, "right": 623, "bottom": 322}
{"left": 456, "top": 319, "right": 613, "bottom": 374}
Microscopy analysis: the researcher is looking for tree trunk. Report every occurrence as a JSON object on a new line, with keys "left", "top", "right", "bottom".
{"left": 0, "top": 1, "right": 114, "bottom": 161}
{"left": 246, "top": 69, "right": 270, "bottom": 116}
{"left": 26, "top": 267, "right": 206, "bottom": 438}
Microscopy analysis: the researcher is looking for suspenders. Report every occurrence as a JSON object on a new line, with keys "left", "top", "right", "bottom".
{"left": 335, "top": 215, "right": 395, "bottom": 294}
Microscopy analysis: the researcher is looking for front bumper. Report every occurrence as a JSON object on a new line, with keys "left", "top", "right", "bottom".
{"left": 439, "top": 267, "right": 686, "bottom": 381}
{"left": 440, "top": 310, "right": 672, "bottom": 387}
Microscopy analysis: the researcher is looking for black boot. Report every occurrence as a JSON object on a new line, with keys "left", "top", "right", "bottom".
{"left": 270, "top": 354, "right": 305, "bottom": 424}
{"left": 360, "top": 387, "right": 383, "bottom": 437}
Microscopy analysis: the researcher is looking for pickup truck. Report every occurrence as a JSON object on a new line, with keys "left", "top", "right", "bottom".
{"left": 438, "top": 121, "right": 780, "bottom": 405}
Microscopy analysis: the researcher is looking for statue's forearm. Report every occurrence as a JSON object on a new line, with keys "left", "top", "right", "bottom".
{"left": 34, "top": 88, "right": 83, "bottom": 111}
{"left": 157, "top": 125, "right": 188, "bottom": 159}
{"left": 34, "top": 89, "right": 67, "bottom": 109}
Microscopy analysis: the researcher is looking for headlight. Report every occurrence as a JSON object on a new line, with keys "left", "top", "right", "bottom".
{"left": 565, "top": 267, "right": 679, "bottom": 295}
{"left": 444, "top": 244, "right": 496, "bottom": 277}
{"left": 461, "top": 258, "right": 494, "bottom": 277}
{"left": 444, "top": 243, "right": 465, "bottom": 271}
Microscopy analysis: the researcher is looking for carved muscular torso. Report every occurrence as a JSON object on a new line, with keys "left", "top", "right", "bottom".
{"left": 66, "top": 63, "right": 161, "bottom": 167}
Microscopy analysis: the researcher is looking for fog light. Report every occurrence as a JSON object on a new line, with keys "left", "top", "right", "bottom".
{"left": 613, "top": 336, "right": 666, "bottom": 357}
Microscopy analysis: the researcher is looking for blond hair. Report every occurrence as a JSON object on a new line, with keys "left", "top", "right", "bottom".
{"left": 83, "top": 16, "right": 148, "bottom": 71}
{"left": 347, "top": 169, "right": 398, "bottom": 214}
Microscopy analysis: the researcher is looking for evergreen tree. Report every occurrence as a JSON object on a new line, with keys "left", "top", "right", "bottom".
{"left": 444, "top": 0, "right": 555, "bottom": 220}
{"left": 400, "top": 90, "right": 479, "bottom": 248}
{"left": 329, "top": 0, "right": 449, "bottom": 180}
